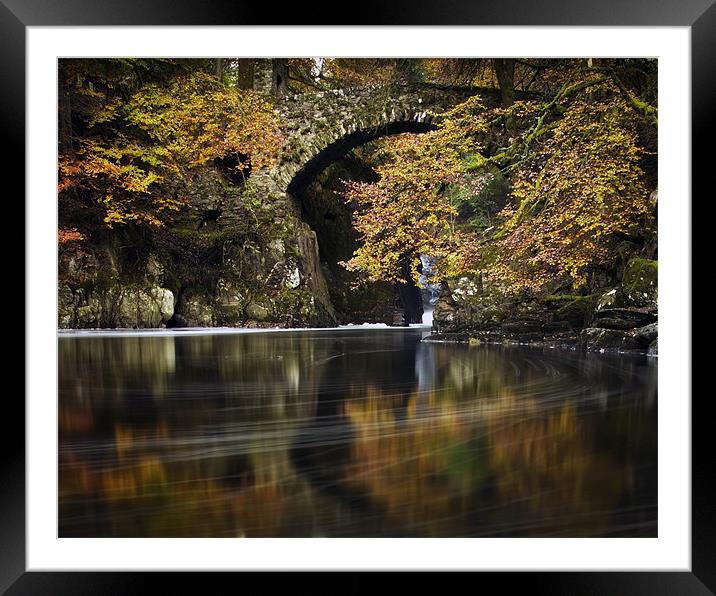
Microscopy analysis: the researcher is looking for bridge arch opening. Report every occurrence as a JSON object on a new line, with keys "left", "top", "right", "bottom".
{"left": 286, "top": 120, "right": 436, "bottom": 201}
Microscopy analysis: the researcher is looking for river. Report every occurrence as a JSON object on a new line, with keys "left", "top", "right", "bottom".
{"left": 58, "top": 326, "right": 657, "bottom": 537}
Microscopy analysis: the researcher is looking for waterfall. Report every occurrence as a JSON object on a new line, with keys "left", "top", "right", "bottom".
{"left": 419, "top": 254, "right": 441, "bottom": 325}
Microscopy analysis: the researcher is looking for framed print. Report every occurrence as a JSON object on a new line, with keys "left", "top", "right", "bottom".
{"left": 5, "top": 0, "right": 711, "bottom": 592}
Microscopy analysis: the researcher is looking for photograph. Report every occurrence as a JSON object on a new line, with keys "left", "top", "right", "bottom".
{"left": 4, "top": 1, "right": 707, "bottom": 587}
{"left": 56, "top": 56, "right": 660, "bottom": 539}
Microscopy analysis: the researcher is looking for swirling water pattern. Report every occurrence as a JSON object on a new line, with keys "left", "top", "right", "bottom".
{"left": 58, "top": 328, "right": 657, "bottom": 537}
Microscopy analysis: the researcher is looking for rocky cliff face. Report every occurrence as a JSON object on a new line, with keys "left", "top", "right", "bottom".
{"left": 58, "top": 163, "right": 339, "bottom": 329}
{"left": 58, "top": 153, "right": 424, "bottom": 330}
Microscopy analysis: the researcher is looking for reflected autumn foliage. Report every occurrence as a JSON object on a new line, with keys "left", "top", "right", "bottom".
{"left": 344, "top": 387, "right": 485, "bottom": 536}
{"left": 59, "top": 330, "right": 656, "bottom": 537}
{"left": 483, "top": 394, "right": 629, "bottom": 536}
{"left": 342, "top": 382, "right": 646, "bottom": 536}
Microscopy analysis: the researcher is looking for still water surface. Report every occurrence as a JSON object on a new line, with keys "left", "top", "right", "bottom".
{"left": 59, "top": 327, "right": 657, "bottom": 537}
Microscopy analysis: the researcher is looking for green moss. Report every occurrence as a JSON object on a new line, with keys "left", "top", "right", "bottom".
{"left": 622, "top": 258, "right": 658, "bottom": 307}
{"left": 546, "top": 294, "right": 598, "bottom": 329}
{"left": 544, "top": 293, "right": 596, "bottom": 303}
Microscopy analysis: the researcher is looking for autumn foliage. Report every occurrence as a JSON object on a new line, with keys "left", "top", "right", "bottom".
{"left": 342, "top": 68, "right": 656, "bottom": 295}
{"left": 341, "top": 96, "right": 490, "bottom": 284}
{"left": 59, "top": 70, "right": 283, "bottom": 227}
{"left": 491, "top": 91, "right": 652, "bottom": 290}
{"left": 58, "top": 58, "right": 657, "bottom": 300}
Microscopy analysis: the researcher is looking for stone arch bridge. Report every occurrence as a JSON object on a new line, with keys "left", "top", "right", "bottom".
{"left": 248, "top": 83, "right": 507, "bottom": 209}
{"left": 232, "top": 82, "right": 512, "bottom": 326}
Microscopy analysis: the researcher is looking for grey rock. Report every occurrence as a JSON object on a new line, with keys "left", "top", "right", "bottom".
{"left": 592, "top": 308, "right": 656, "bottom": 330}
{"left": 246, "top": 302, "right": 270, "bottom": 321}
{"left": 581, "top": 327, "right": 641, "bottom": 352}
{"left": 58, "top": 284, "right": 174, "bottom": 328}
{"left": 633, "top": 323, "right": 658, "bottom": 347}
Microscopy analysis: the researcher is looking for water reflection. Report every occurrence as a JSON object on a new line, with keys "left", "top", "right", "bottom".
{"left": 59, "top": 329, "right": 657, "bottom": 537}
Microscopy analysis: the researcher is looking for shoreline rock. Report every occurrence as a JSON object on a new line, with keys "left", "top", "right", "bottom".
{"left": 423, "top": 320, "right": 658, "bottom": 356}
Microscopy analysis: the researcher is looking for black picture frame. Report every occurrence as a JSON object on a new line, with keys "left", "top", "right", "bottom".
{"left": 5, "top": 0, "right": 710, "bottom": 592}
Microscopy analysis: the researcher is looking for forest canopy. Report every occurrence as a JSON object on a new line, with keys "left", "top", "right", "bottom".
{"left": 58, "top": 57, "right": 657, "bottom": 298}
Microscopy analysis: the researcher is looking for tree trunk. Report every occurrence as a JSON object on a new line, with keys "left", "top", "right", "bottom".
{"left": 494, "top": 58, "right": 517, "bottom": 136}
{"left": 493, "top": 58, "right": 516, "bottom": 107}
{"left": 58, "top": 67, "right": 74, "bottom": 157}
{"left": 271, "top": 59, "right": 289, "bottom": 97}
{"left": 395, "top": 59, "right": 420, "bottom": 84}
{"left": 394, "top": 256, "right": 424, "bottom": 325}
{"left": 214, "top": 58, "right": 224, "bottom": 82}
{"left": 235, "top": 59, "right": 255, "bottom": 90}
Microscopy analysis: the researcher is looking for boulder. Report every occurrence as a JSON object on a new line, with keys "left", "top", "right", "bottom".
{"left": 581, "top": 327, "right": 641, "bottom": 352}
{"left": 592, "top": 307, "right": 656, "bottom": 330}
{"left": 633, "top": 322, "right": 658, "bottom": 347}
{"left": 246, "top": 302, "right": 270, "bottom": 321}
{"left": 58, "top": 285, "right": 175, "bottom": 328}
{"left": 116, "top": 287, "right": 175, "bottom": 328}
{"left": 622, "top": 258, "right": 658, "bottom": 308}
{"left": 173, "top": 293, "right": 214, "bottom": 327}
{"left": 432, "top": 282, "right": 459, "bottom": 331}
{"left": 595, "top": 288, "right": 626, "bottom": 312}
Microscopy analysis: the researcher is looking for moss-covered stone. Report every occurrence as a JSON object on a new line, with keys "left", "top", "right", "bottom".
{"left": 595, "top": 287, "right": 627, "bottom": 311}
{"left": 581, "top": 327, "right": 641, "bottom": 352}
{"left": 622, "top": 258, "right": 657, "bottom": 308}
{"left": 545, "top": 294, "right": 598, "bottom": 329}
{"left": 58, "top": 284, "right": 175, "bottom": 329}
{"left": 245, "top": 302, "right": 270, "bottom": 320}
